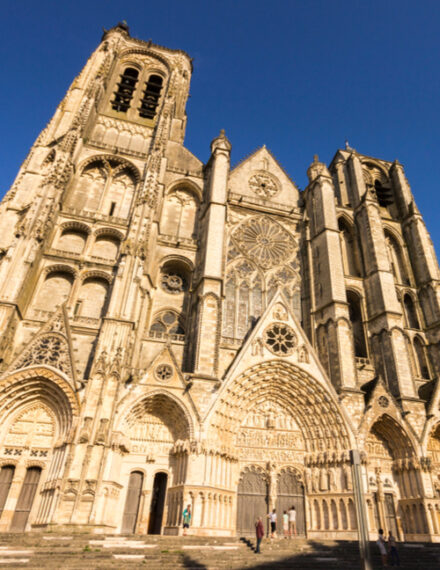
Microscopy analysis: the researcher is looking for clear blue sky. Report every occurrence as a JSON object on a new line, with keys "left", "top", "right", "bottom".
{"left": 1, "top": 1, "right": 440, "bottom": 251}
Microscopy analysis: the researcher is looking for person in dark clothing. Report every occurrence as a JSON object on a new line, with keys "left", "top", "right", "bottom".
{"left": 388, "top": 531, "right": 400, "bottom": 567}
{"left": 255, "top": 517, "right": 264, "bottom": 553}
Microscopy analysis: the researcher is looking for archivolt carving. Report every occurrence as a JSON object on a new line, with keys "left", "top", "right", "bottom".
{"left": 0, "top": 367, "right": 79, "bottom": 441}
{"left": 209, "top": 361, "right": 351, "bottom": 454}
{"left": 118, "top": 392, "right": 193, "bottom": 454}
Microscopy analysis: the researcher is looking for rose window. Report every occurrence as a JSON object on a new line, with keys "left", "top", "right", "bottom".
{"left": 378, "top": 396, "right": 389, "bottom": 408}
{"left": 249, "top": 172, "right": 280, "bottom": 199}
{"left": 233, "top": 217, "right": 295, "bottom": 269}
{"left": 264, "top": 323, "right": 297, "bottom": 355}
{"left": 155, "top": 364, "right": 173, "bottom": 382}
{"left": 161, "top": 271, "right": 186, "bottom": 294}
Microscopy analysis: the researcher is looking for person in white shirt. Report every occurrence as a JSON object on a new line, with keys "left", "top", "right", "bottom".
{"left": 267, "top": 509, "right": 277, "bottom": 538}
{"left": 288, "top": 505, "right": 297, "bottom": 538}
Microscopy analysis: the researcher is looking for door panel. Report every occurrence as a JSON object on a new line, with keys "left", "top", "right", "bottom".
{"left": 276, "top": 470, "right": 305, "bottom": 535}
{"left": 236, "top": 469, "right": 267, "bottom": 536}
{"left": 384, "top": 493, "right": 398, "bottom": 536}
{"left": 121, "top": 471, "right": 143, "bottom": 534}
{"left": 0, "top": 466, "right": 15, "bottom": 517}
{"left": 10, "top": 467, "right": 41, "bottom": 532}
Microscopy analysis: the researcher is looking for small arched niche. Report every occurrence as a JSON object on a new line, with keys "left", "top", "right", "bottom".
{"left": 159, "top": 258, "right": 192, "bottom": 296}
{"left": 57, "top": 228, "right": 88, "bottom": 254}
{"left": 92, "top": 234, "right": 120, "bottom": 260}
{"left": 75, "top": 276, "right": 110, "bottom": 319}
{"left": 161, "top": 186, "right": 199, "bottom": 240}
{"left": 35, "top": 270, "right": 74, "bottom": 312}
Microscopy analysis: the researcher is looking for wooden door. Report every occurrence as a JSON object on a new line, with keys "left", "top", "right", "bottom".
{"left": 121, "top": 471, "right": 143, "bottom": 534}
{"left": 276, "top": 469, "right": 306, "bottom": 535}
{"left": 236, "top": 468, "right": 267, "bottom": 536}
{"left": 148, "top": 472, "right": 168, "bottom": 534}
{"left": 0, "top": 466, "right": 15, "bottom": 517}
{"left": 384, "top": 493, "right": 398, "bottom": 536}
{"left": 10, "top": 467, "right": 41, "bottom": 531}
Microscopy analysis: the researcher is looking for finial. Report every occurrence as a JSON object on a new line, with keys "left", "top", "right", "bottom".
{"left": 313, "top": 154, "right": 319, "bottom": 163}
{"left": 220, "top": 129, "right": 226, "bottom": 137}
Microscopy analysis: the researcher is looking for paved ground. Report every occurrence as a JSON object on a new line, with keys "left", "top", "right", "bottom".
{"left": 0, "top": 533, "right": 438, "bottom": 568}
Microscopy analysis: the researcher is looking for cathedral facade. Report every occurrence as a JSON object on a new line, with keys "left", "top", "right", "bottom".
{"left": 0, "top": 23, "right": 439, "bottom": 540}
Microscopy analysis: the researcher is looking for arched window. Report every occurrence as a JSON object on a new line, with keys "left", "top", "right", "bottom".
{"left": 149, "top": 311, "right": 185, "bottom": 340}
{"left": 139, "top": 75, "right": 163, "bottom": 119}
{"left": 92, "top": 235, "right": 120, "bottom": 260}
{"left": 66, "top": 158, "right": 137, "bottom": 219}
{"left": 347, "top": 290, "right": 368, "bottom": 358}
{"left": 385, "top": 232, "right": 410, "bottom": 285}
{"left": 338, "top": 218, "right": 362, "bottom": 277}
{"left": 112, "top": 67, "right": 139, "bottom": 112}
{"left": 413, "top": 336, "right": 430, "bottom": 379}
{"left": 76, "top": 277, "right": 109, "bottom": 319}
{"left": 403, "top": 294, "right": 420, "bottom": 329}
{"left": 35, "top": 271, "right": 74, "bottom": 312}
{"left": 374, "top": 179, "right": 394, "bottom": 207}
{"left": 57, "top": 229, "right": 88, "bottom": 254}
{"left": 161, "top": 188, "right": 198, "bottom": 239}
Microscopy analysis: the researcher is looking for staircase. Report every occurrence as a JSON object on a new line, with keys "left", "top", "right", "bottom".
{"left": 0, "top": 533, "right": 437, "bottom": 568}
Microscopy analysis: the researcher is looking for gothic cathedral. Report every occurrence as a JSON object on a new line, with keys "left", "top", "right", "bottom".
{"left": 0, "top": 23, "right": 439, "bottom": 540}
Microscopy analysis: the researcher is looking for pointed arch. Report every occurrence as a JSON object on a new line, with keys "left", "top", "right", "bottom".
{"left": 338, "top": 217, "right": 363, "bottom": 277}
{"left": 346, "top": 290, "right": 368, "bottom": 358}
{"left": 403, "top": 293, "right": 420, "bottom": 329}
{"left": 116, "top": 390, "right": 194, "bottom": 445}
{"left": 207, "top": 360, "right": 352, "bottom": 453}
{"left": 384, "top": 230, "right": 410, "bottom": 285}
{"left": 413, "top": 335, "right": 430, "bottom": 379}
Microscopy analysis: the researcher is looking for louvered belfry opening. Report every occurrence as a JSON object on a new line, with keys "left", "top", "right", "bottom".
{"left": 112, "top": 67, "right": 139, "bottom": 112}
{"left": 139, "top": 75, "right": 163, "bottom": 119}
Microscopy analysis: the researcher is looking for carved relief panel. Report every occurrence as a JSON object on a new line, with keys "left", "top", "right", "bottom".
{"left": 235, "top": 400, "right": 305, "bottom": 463}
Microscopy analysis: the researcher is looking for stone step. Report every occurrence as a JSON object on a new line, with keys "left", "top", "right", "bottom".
{"left": 0, "top": 533, "right": 437, "bottom": 569}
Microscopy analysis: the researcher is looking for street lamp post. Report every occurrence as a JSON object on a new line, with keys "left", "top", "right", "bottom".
{"left": 350, "top": 449, "right": 372, "bottom": 570}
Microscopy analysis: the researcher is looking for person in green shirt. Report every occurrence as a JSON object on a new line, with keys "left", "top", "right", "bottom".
{"left": 182, "top": 504, "right": 191, "bottom": 535}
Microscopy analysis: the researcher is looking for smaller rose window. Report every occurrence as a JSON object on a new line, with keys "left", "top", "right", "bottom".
{"left": 378, "top": 396, "right": 389, "bottom": 408}
{"left": 161, "top": 271, "right": 186, "bottom": 294}
{"left": 155, "top": 364, "right": 173, "bottom": 382}
{"left": 264, "top": 323, "right": 297, "bottom": 355}
{"left": 249, "top": 172, "right": 280, "bottom": 199}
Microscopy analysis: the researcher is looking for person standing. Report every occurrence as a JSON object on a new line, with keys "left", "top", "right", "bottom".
{"left": 282, "top": 510, "right": 289, "bottom": 538}
{"left": 267, "top": 509, "right": 277, "bottom": 539}
{"left": 377, "top": 528, "right": 388, "bottom": 567}
{"left": 388, "top": 531, "right": 400, "bottom": 567}
{"left": 255, "top": 517, "right": 264, "bottom": 553}
{"left": 182, "top": 504, "right": 191, "bottom": 536}
{"left": 288, "top": 505, "right": 297, "bottom": 538}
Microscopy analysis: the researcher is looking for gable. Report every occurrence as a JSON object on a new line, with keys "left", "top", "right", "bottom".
{"left": 229, "top": 147, "right": 299, "bottom": 207}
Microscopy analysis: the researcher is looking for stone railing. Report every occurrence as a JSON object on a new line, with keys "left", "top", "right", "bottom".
{"left": 148, "top": 331, "right": 185, "bottom": 342}
{"left": 228, "top": 191, "right": 301, "bottom": 215}
{"left": 62, "top": 206, "right": 127, "bottom": 226}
